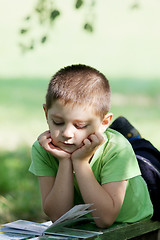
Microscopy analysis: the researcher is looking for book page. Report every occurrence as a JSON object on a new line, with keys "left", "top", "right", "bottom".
{"left": 1, "top": 204, "right": 96, "bottom": 238}
{"left": 0, "top": 232, "right": 29, "bottom": 240}
{"left": 48, "top": 203, "right": 94, "bottom": 228}
{"left": 1, "top": 220, "right": 48, "bottom": 235}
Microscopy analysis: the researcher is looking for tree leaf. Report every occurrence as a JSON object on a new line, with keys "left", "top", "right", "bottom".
{"left": 131, "top": 3, "right": 139, "bottom": 9}
{"left": 35, "top": 7, "right": 42, "bottom": 13}
{"left": 84, "top": 23, "right": 93, "bottom": 32}
{"left": 30, "top": 44, "right": 34, "bottom": 50}
{"left": 75, "top": 0, "right": 83, "bottom": 9}
{"left": 20, "top": 29, "right": 28, "bottom": 34}
{"left": 41, "top": 36, "right": 47, "bottom": 43}
{"left": 50, "top": 10, "right": 60, "bottom": 21}
{"left": 25, "top": 16, "right": 31, "bottom": 21}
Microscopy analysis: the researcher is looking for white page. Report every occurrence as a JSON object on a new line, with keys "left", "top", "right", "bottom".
{"left": 1, "top": 204, "right": 95, "bottom": 238}
{"left": 0, "top": 232, "right": 29, "bottom": 240}
{"left": 1, "top": 226, "right": 39, "bottom": 235}
{"left": 2, "top": 220, "right": 47, "bottom": 235}
{"left": 49, "top": 203, "right": 93, "bottom": 227}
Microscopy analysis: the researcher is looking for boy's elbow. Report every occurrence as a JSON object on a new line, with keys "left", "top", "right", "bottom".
{"left": 43, "top": 203, "right": 57, "bottom": 222}
{"left": 43, "top": 206, "right": 59, "bottom": 223}
{"left": 95, "top": 220, "right": 113, "bottom": 229}
{"left": 94, "top": 216, "right": 115, "bottom": 229}
{"left": 43, "top": 204, "right": 51, "bottom": 219}
{"left": 43, "top": 202, "right": 68, "bottom": 223}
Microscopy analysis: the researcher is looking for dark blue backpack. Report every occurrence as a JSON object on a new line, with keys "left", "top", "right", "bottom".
{"left": 130, "top": 138, "right": 160, "bottom": 220}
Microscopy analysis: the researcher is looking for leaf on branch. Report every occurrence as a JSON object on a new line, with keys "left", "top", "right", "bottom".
{"left": 35, "top": 7, "right": 42, "bottom": 13}
{"left": 130, "top": 3, "right": 139, "bottom": 9}
{"left": 84, "top": 23, "right": 93, "bottom": 32}
{"left": 75, "top": 0, "right": 83, "bottom": 9}
{"left": 41, "top": 35, "right": 47, "bottom": 43}
{"left": 50, "top": 9, "right": 60, "bottom": 21}
{"left": 19, "top": 43, "right": 29, "bottom": 53}
{"left": 30, "top": 43, "right": 34, "bottom": 50}
{"left": 20, "top": 29, "right": 29, "bottom": 34}
{"left": 25, "top": 16, "right": 31, "bottom": 21}
{"left": 18, "top": 40, "right": 34, "bottom": 53}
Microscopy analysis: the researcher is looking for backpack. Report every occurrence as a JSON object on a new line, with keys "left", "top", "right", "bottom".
{"left": 131, "top": 138, "right": 160, "bottom": 220}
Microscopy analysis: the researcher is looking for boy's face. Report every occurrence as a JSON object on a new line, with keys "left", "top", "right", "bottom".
{"left": 44, "top": 100, "right": 112, "bottom": 154}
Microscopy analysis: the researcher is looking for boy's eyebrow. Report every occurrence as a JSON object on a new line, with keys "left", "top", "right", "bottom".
{"left": 50, "top": 114, "right": 91, "bottom": 123}
{"left": 74, "top": 120, "right": 90, "bottom": 124}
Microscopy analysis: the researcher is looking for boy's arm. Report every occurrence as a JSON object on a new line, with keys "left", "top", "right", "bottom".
{"left": 72, "top": 162, "right": 127, "bottom": 228}
{"left": 38, "top": 159, "right": 74, "bottom": 222}
{"left": 38, "top": 131, "right": 74, "bottom": 222}
{"left": 72, "top": 132, "right": 127, "bottom": 228}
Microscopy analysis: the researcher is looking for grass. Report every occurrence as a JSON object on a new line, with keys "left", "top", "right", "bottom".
{"left": 0, "top": 76, "right": 159, "bottom": 223}
{"left": 0, "top": 147, "right": 46, "bottom": 224}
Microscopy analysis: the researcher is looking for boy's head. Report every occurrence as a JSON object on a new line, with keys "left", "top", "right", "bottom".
{"left": 43, "top": 64, "right": 113, "bottom": 153}
{"left": 45, "top": 64, "right": 111, "bottom": 120}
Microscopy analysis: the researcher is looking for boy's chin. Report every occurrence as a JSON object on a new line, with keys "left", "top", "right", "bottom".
{"left": 50, "top": 142, "right": 73, "bottom": 153}
{"left": 60, "top": 147, "right": 77, "bottom": 154}
{"left": 60, "top": 144, "right": 82, "bottom": 154}
{"left": 51, "top": 141, "right": 83, "bottom": 154}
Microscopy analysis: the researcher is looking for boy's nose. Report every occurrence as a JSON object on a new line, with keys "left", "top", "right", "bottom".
{"left": 62, "top": 125, "right": 74, "bottom": 139}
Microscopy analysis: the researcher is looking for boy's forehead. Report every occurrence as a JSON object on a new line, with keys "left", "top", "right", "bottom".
{"left": 49, "top": 99, "right": 101, "bottom": 121}
{"left": 51, "top": 99, "right": 90, "bottom": 111}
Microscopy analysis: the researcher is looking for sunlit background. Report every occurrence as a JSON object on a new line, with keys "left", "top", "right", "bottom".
{"left": 0, "top": 0, "right": 160, "bottom": 223}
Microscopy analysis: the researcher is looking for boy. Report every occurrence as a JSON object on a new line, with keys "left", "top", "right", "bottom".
{"left": 29, "top": 64, "right": 153, "bottom": 228}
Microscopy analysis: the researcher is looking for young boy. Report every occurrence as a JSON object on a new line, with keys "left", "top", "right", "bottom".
{"left": 29, "top": 64, "right": 153, "bottom": 228}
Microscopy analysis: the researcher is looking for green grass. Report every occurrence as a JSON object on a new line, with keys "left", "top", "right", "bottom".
{"left": 0, "top": 77, "right": 160, "bottom": 222}
{"left": 0, "top": 78, "right": 48, "bottom": 110}
{"left": 0, "top": 147, "right": 46, "bottom": 224}
{"left": 109, "top": 78, "right": 160, "bottom": 149}
{"left": 110, "top": 78, "right": 160, "bottom": 96}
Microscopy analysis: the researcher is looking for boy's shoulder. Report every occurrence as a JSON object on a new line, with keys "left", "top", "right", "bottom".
{"left": 104, "top": 128, "right": 134, "bottom": 154}
{"left": 105, "top": 128, "right": 130, "bottom": 146}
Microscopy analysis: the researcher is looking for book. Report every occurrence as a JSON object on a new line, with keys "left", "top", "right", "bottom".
{"left": 0, "top": 204, "right": 103, "bottom": 239}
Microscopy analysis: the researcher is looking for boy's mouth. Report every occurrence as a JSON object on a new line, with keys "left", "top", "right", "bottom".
{"left": 59, "top": 142, "right": 77, "bottom": 154}
{"left": 61, "top": 142, "right": 74, "bottom": 146}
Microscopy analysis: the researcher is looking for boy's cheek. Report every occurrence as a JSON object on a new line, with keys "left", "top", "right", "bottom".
{"left": 77, "top": 142, "right": 84, "bottom": 149}
{"left": 50, "top": 129, "right": 59, "bottom": 139}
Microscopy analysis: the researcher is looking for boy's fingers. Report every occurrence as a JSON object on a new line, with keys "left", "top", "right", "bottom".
{"left": 88, "top": 132, "right": 105, "bottom": 147}
{"left": 39, "top": 138, "right": 51, "bottom": 150}
{"left": 38, "top": 130, "right": 51, "bottom": 141}
{"left": 95, "top": 132, "right": 105, "bottom": 144}
{"left": 83, "top": 138, "right": 91, "bottom": 147}
{"left": 37, "top": 131, "right": 71, "bottom": 160}
{"left": 89, "top": 134, "right": 99, "bottom": 144}
{"left": 47, "top": 144, "right": 71, "bottom": 159}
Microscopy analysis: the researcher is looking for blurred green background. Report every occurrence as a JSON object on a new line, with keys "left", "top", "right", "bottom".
{"left": 0, "top": 0, "right": 160, "bottom": 223}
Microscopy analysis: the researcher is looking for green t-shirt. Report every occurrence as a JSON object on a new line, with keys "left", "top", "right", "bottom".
{"left": 29, "top": 128, "right": 153, "bottom": 223}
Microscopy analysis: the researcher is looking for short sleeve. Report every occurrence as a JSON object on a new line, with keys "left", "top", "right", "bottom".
{"left": 101, "top": 133, "right": 141, "bottom": 184}
{"left": 29, "top": 140, "right": 58, "bottom": 176}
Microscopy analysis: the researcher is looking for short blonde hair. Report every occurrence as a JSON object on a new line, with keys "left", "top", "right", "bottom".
{"left": 45, "top": 64, "right": 111, "bottom": 120}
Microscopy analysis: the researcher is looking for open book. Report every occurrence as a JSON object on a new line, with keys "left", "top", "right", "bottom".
{"left": 1, "top": 204, "right": 102, "bottom": 239}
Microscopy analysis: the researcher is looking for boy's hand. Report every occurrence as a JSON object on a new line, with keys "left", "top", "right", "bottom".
{"left": 38, "top": 130, "right": 71, "bottom": 161}
{"left": 71, "top": 132, "right": 105, "bottom": 163}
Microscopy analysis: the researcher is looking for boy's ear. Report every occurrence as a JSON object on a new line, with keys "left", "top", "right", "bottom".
{"left": 43, "top": 104, "right": 48, "bottom": 120}
{"left": 101, "top": 113, "right": 113, "bottom": 132}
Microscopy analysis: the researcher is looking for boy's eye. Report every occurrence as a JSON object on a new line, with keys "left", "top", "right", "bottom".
{"left": 52, "top": 120, "right": 64, "bottom": 126}
{"left": 75, "top": 124, "right": 88, "bottom": 129}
